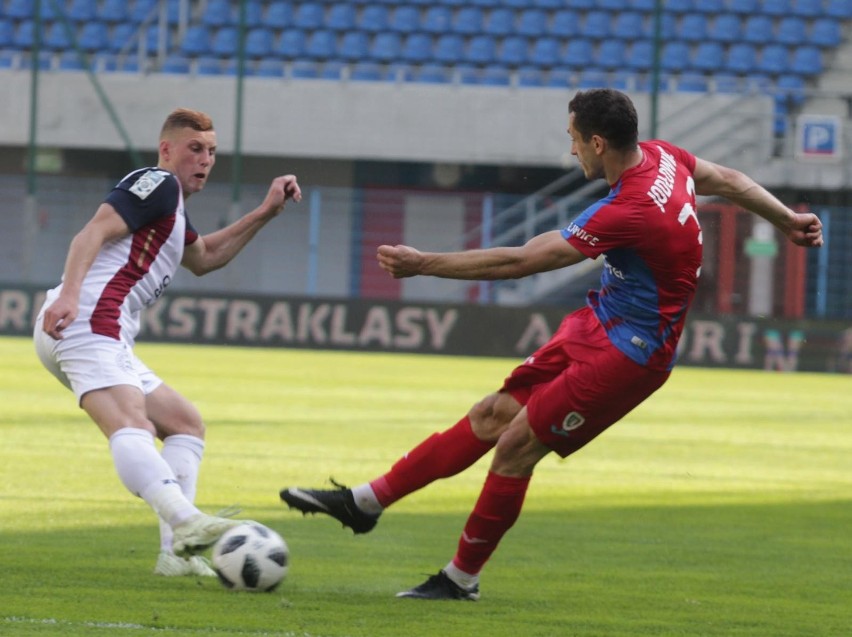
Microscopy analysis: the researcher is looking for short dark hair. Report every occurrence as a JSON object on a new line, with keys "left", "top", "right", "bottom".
{"left": 160, "top": 108, "right": 214, "bottom": 139}
{"left": 568, "top": 89, "right": 639, "bottom": 152}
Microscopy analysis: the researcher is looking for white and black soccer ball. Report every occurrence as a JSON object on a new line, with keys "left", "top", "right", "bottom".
{"left": 212, "top": 523, "right": 289, "bottom": 592}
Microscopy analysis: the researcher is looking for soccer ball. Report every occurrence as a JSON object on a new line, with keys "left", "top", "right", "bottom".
{"left": 211, "top": 523, "right": 289, "bottom": 592}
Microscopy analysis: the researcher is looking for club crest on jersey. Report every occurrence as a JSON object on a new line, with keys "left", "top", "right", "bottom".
{"left": 130, "top": 170, "right": 168, "bottom": 200}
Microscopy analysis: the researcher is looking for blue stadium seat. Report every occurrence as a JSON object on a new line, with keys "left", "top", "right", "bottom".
{"left": 456, "top": 64, "right": 479, "bottom": 84}
{"left": 533, "top": 0, "right": 563, "bottom": 7}
{"left": 161, "top": 55, "right": 191, "bottom": 74}
{"left": 679, "top": 13, "right": 709, "bottom": 42}
{"left": 598, "top": 0, "right": 630, "bottom": 9}
{"left": 547, "top": 68, "right": 572, "bottom": 88}
{"left": 245, "top": 28, "right": 274, "bottom": 58}
{"left": 708, "top": 14, "right": 742, "bottom": 44}
{"left": 412, "top": 63, "right": 451, "bottom": 83}
{"left": 276, "top": 30, "right": 306, "bottom": 59}
{"left": 304, "top": 30, "right": 336, "bottom": 59}
{"left": 576, "top": 69, "right": 610, "bottom": 89}
{"left": 255, "top": 59, "right": 284, "bottom": 77}
{"left": 713, "top": 73, "right": 742, "bottom": 93}
{"left": 790, "top": 0, "right": 821, "bottom": 17}
{"left": 789, "top": 46, "right": 822, "bottom": 76}
{"left": 563, "top": 39, "right": 594, "bottom": 68}
{"left": 663, "top": 0, "right": 693, "bottom": 12}
{"left": 326, "top": 4, "right": 356, "bottom": 31}
{"left": 43, "top": 23, "right": 71, "bottom": 50}
{"left": 266, "top": 2, "right": 293, "bottom": 29}
{"left": 244, "top": 2, "right": 265, "bottom": 28}
{"left": 130, "top": 0, "right": 157, "bottom": 23}
{"left": 596, "top": 40, "right": 626, "bottom": 70}
{"left": 809, "top": 19, "right": 841, "bottom": 48}
{"left": 466, "top": 35, "right": 497, "bottom": 65}
{"left": 338, "top": 31, "right": 369, "bottom": 61}
{"left": 529, "top": 38, "right": 561, "bottom": 68}
{"left": 454, "top": 7, "right": 484, "bottom": 35}
{"left": 759, "top": 44, "right": 789, "bottom": 75}
{"left": 322, "top": 60, "right": 345, "bottom": 80}
{"left": 294, "top": 3, "right": 324, "bottom": 30}
{"left": 6, "top": 0, "right": 33, "bottom": 20}
{"left": 776, "top": 17, "right": 807, "bottom": 46}
{"left": 728, "top": 0, "right": 759, "bottom": 13}
{"left": 636, "top": 72, "right": 672, "bottom": 92}
{"left": 389, "top": 6, "right": 421, "bottom": 34}
{"left": 369, "top": 32, "right": 402, "bottom": 62}
{"left": 629, "top": 0, "right": 657, "bottom": 10}
{"left": 517, "top": 66, "right": 546, "bottom": 86}
{"left": 583, "top": 11, "right": 611, "bottom": 39}
{"left": 484, "top": 9, "right": 515, "bottom": 36}
{"left": 290, "top": 59, "right": 320, "bottom": 79}
{"left": 433, "top": 34, "right": 464, "bottom": 63}
{"left": 100, "top": 0, "right": 128, "bottom": 22}
{"left": 658, "top": 13, "right": 678, "bottom": 39}
{"left": 401, "top": 33, "right": 433, "bottom": 63}
{"left": 693, "top": 0, "right": 724, "bottom": 12}
{"left": 690, "top": 41, "right": 724, "bottom": 72}
{"left": 624, "top": 40, "right": 654, "bottom": 71}
{"left": 210, "top": 27, "right": 237, "bottom": 57}
{"left": 497, "top": 36, "right": 528, "bottom": 67}
{"left": 67, "top": 0, "right": 97, "bottom": 23}
{"left": 677, "top": 72, "right": 708, "bottom": 92}
{"left": 0, "top": 20, "right": 14, "bottom": 48}
{"left": 470, "top": 0, "right": 500, "bottom": 6}
{"left": 23, "top": 51, "right": 54, "bottom": 70}
{"left": 612, "top": 12, "right": 645, "bottom": 40}
{"left": 742, "top": 15, "right": 774, "bottom": 45}
{"left": 180, "top": 25, "right": 212, "bottom": 57}
{"left": 421, "top": 6, "right": 452, "bottom": 34}
{"left": 78, "top": 22, "right": 109, "bottom": 53}
{"left": 725, "top": 43, "right": 758, "bottom": 73}
{"left": 480, "top": 65, "right": 512, "bottom": 86}
{"left": 108, "top": 23, "right": 138, "bottom": 53}
{"left": 202, "top": 0, "right": 233, "bottom": 27}
{"left": 550, "top": 10, "right": 579, "bottom": 38}
{"left": 567, "top": 0, "right": 596, "bottom": 9}
{"left": 517, "top": 9, "right": 548, "bottom": 37}
{"left": 776, "top": 73, "right": 806, "bottom": 106}
{"left": 826, "top": 0, "right": 852, "bottom": 18}
{"left": 350, "top": 62, "right": 384, "bottom": 81}
{"left": 761, "top": 0, "right": 791, "bottom": 15}
{"left": 59, "top": 50, "right": 87, "bottom": 71}
{"left": 660, "top": 41, "right": 691, "bottom": 72}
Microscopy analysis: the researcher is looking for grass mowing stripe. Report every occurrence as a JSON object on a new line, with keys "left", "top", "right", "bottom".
{"left": 1, "top": 336, "right": 850, "bottom": 637}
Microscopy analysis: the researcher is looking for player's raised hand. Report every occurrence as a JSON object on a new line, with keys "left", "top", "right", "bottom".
{"left": 787, "top": 211, "right": 824, "bottom": 248}
{"left": 42, "top": 295, "right": 78, "bottom": 340}
{"left": 262, "top": 175, "right": 302, "bottom": 217}
{"left": 377, "top": 244, "right": 424, "bottom": 278}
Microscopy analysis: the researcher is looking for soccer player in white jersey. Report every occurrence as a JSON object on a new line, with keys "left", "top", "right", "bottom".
{"left": 34, "top": 108, "right": 301, "bottom": 577}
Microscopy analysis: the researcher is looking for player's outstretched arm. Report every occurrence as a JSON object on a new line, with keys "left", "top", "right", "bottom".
{"left": 692, "top": 158, "right": 823, "bottom": 248}
{"left": 182, "top": 174, "right": 301, "bottom": 276}
{"left": 377, "top": 230, "right": 585, "bottom": 280}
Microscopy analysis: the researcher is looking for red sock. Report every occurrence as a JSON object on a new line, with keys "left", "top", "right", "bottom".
{"left": 369, "top": 416, "right": 493, "bottom": 507}
{"left": 452, "top": 471, "right": 531, "bottom": 576}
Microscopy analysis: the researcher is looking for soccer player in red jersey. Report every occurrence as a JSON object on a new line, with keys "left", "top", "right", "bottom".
{"left": 281, "top": 89, "right": 823, "bottom": 600}
{"left": 35, "top": 108, "right": 301, "bottom": 576}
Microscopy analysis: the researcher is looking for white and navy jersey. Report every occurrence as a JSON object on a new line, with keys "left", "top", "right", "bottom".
{"left": 45, "top": 167, "right": 199, "bottom": 345}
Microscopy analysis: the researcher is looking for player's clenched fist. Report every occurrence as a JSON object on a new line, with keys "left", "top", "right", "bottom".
{"left": 377, "top": 244, "right": 424, "bottom": 279}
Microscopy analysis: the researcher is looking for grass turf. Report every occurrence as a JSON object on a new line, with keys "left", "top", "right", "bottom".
{"left": 1, "top": 335, "right": 850, "bottom": 636}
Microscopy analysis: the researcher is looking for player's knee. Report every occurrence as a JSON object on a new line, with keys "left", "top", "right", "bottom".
{"left": 469, "top": 393, "right": 520, "bottom": 442}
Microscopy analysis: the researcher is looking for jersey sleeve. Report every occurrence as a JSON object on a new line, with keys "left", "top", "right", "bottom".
{"left": 104, "top": 169, "right": 180, "bottom": 232}
{"left": 561, "top": 192, "right": 644, "bottom": 260}
{"left": 653, "top": 139, "right": 697, "bottom": 174}
{"left": 184, "top": 212, "right": 199, "bottom": 246}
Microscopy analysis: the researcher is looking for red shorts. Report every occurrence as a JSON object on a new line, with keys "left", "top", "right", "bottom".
{"left": 501, "top": 306, "right": 670, "bottom": 458}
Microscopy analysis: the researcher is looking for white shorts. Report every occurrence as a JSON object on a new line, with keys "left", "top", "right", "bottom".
{"left": 34, "top": 318, "right": 163, "bottom": 404}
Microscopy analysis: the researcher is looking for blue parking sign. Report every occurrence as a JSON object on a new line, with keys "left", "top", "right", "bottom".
{"left": 796, "top": 115, "right": 842, "bottom": 160}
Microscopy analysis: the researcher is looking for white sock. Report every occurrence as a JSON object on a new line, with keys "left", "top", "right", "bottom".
{"left": 444, "top": 562, "right": 479, "bottom": 590}
{"left": 158, "top": 434, "right": 205, "bottom": 552}
{"left": 351, "top": 483, "right": 383, "bottom": 515}
{"left": 109, "top": 428, "right": 199, "bottom": 528}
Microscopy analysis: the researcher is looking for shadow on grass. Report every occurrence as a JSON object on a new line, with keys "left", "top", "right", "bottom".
{"left": 3, "top": 498, "right": 851, "bottom": 637}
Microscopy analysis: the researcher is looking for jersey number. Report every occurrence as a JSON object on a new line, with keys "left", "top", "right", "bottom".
{"left": 677, "top": 176, "right": 703, "bottom": 246}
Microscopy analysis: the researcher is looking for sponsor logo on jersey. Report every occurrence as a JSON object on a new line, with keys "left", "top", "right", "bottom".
{"left": 565, "top": 222, "right": 600, "bottom": 246}
{"left": 130, "top": 170, "right": 168, "bottom": 200}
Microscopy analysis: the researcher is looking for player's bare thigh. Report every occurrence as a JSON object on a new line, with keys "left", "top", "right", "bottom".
{"left": 468, "top": 391, "right": 523, "bottom": 443}
{"left": 81, "top": 384, "right": 155, "bottom": 438}
{"left": 146, "top": 383, "right": 205, "bottom": 440}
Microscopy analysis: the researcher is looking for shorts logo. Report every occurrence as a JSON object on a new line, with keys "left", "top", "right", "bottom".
{"left": 550, "top": 411, "right": 585, "bottom": 438}
{"left": 129, "top": 170, "right": 167, "bottom": 200}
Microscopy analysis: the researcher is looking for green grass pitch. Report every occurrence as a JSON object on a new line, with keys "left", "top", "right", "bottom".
{"left": 1, "top": 335, "right": 850, "bottom": 636}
